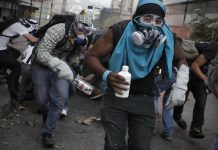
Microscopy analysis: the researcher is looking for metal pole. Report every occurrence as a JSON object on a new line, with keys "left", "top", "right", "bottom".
{"left": 29, "top": 0, "right": 33, "bottom": 18}
{"left": 50, "top": 0, "right": 53, "bottom": 16}
{"left": 39, "top": 0, "right": 43, "bottom": 25}
{"left": 183, "top": 0, "right": 189, "bottom": 25}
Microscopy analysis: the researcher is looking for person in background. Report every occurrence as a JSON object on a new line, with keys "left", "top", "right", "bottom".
{"left": 85, "top": 0, "right": 189, "bottom": 149}
{"left": 153, "top": 68, "right": 176, "bottom": 141}
{"left": 0, "top": 18, "right": 38, "bottom": 102}
{"left": 173, "top": 41, "right": 216, "bottom": 139}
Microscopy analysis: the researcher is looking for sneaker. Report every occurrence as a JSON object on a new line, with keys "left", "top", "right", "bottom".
{"left": 61, "top": 109, "right": 67, "bottom": 116}
{"left": 161, "top": 133, "right": 172, "bottom": 142}
{"left": 175, "top": 118, "right": 187, "bottom": 129}
{"left": 42, "top": 134, "right": 55, "bottom": 148}
{"left": 59, "top": 109, "right": 67, "bottom": 120}
{"left": 189, "top": 127, "right": 205, "bottom": 139}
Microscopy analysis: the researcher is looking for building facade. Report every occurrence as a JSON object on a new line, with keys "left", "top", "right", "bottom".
{"left": 163, "top": 0, "right": 218, "bottom": 38}
{"left": 0, "top": 0, "right": 54, "bottom": 25}
{"left": 111, "top": 0, "right": 135, "bottom": 20}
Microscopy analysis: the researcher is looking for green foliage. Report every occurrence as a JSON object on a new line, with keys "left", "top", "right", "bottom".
{"left": 93, "top": 8, "right": 120, "bottom": 33}
{"left": 189, "top": 8, "right": 218, "bottom": 44}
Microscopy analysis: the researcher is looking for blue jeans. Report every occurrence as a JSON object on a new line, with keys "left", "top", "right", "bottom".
{"left": 101, "top": 88, "right": 155, "bottom": 150}
{"left": 153, "top": 73, "right": 176, "bottom": 136}
{"left": 31, "top": 62, "right": 69, "bottom": 135}
{"left": 212, "top": 134, "right": 218, "bottom": 150}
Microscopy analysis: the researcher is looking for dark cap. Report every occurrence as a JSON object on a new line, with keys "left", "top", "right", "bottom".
{"left": 135, "top": 3, "right": 165, "bottom": 18}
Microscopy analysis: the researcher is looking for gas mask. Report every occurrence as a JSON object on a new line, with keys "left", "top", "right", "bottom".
{"left": 132, "top": 14, "right": 166, "bottom": 48}
{"left": 72, "top": 21, "right": 96, "bottom": 46}
{"left": 74, "top": 34, "right": 88, "bottom": 46}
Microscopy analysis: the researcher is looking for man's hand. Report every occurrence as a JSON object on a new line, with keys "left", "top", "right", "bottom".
{"left": 48, "top": 58, "right": 74, "bottom": 82}
{"left": 107, "top": 72, "right": 130, "bottom": 94}
{"left": 165, "top": 84, "right": 187, "bottom": 109}
{"left": 165, "top": 64, "right": 189, "bottom": 109}
{"left": 56, "top": 62, "right": 74, "bottom": 81}
{"left": 203, "top": 79, "right": 211, "bottom": 94}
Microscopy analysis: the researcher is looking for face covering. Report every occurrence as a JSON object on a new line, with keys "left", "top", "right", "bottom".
{"left": 74, "top": 34, "right": 88, "bottom": 46}
{"left": 132, "top": 14, "right": 166, "bottom": 48}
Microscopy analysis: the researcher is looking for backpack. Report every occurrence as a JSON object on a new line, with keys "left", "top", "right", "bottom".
{"left": 0, "top": 17, "right": 20, "bottom": 38}
{"left": 34, "top": 14, "right": 76, "bottom": 47}
{"left": 179, "top": 39, "right": 199, "bottom": 60}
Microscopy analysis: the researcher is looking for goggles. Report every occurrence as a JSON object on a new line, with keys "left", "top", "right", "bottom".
{"left": 134, "top": 14, "right": 164, "bottom": 27}
{"left": 76, "top": 22, "right": 94, "bottom": 35}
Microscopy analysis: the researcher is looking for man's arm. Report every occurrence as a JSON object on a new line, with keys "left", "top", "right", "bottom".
{"left": 165, "top": 37, "right": 189, "bottom": 109}
{"left": 35, "top": 23, "right": 74, "bottom": 81}
{"left": 191, "top": 54, "right": 208, "bottom": 81}
{"left": 85, "top": 28, "right": 129, "bottom": 94}
{"left": 85, "top": 28, "right": 114, "bottom": 76}
{"left": 36, "top": 24, "right": 64, "bottom": 66}
{"left": 23, "top": 34, "right": 38, "bottom": 44}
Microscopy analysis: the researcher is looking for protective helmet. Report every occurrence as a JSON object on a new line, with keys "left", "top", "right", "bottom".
{"left": 20, "top": 18, "right": 38, "bottom": 30}
{"left": 74, "top": 10, "right": 95, "bottom": 35}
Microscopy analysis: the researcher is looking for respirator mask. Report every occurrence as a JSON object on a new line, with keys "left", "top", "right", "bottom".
{"left": 72, "top": 21, "right": 96, "bottom": 46}
{"left": 74, "top": 34, "right": 88, "bottom": 46}
{"left": 132, "top": 14, "right": 166, "bottom": 48}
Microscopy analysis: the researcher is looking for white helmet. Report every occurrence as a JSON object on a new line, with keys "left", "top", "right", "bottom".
{"left": 20, "top": 18, "right": 38, "bottom": 32}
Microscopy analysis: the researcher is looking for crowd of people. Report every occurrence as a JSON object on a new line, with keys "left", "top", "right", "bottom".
{"left": 0, "top": 0, "right": 217, "bottom": 149}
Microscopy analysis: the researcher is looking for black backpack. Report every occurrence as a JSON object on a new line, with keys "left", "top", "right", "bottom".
{"left": 0, "top": 17, "right": 20, "bottom": 38}
{"left": 34, "top": 14, "right": 76, "bottom": 48}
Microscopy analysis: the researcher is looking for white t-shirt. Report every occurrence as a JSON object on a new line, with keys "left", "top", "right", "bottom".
{"left": 0, "top": 22, "right": 31, "bottom": 50}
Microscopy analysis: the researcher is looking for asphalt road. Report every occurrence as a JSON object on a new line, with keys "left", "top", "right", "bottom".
{"left": 0, "top": 91, "right": 217, "bottom": 150}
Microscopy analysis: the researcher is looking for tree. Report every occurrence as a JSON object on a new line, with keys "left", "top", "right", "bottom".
{"left": 189, "top": 8, "right": 218, "bottom": 44}
{"left": 93, "top": 8, "right": 120, "bottom": 33}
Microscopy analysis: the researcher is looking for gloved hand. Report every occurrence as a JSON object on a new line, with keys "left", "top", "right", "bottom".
{"left": 165, "top": 64, "right": 189, "bottom": 109}
{"left": 48, "top": 57, "right": 74, "bottom": 81}
{"left": 22, "top": 45, "right": 34, "bottom": 64}
{"left": 203, "top": 79, "right": 211, "bottom": 94}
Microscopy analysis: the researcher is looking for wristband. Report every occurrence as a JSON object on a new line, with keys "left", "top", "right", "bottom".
{"left": 102, "top": 70, "right": 111, "bottom": 81}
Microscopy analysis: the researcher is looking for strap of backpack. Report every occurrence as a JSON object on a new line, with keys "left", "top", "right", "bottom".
{"left": 56, "top": 20, "right": 74, "bottom": 48}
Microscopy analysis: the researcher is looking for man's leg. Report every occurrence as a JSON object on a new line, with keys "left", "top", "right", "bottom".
{"left": 101, "top": 89, "right": 128, "bottom": 150}
{"left": 189, "top": 78, "right": 207, "bottom": 139}
{"left": 42, "top": 72, "right": 69, "bottom": 135}
{"left": 31, "top": 63, "right": 50, "bottom": 114}
{"left": 18, "top": 63, "right": 33, "bottom": 101}
{"left": 162, "top": 89, "right": 174, "bottom": 141}
{"left": 173, "top": 90, "right": 189, "bottom": 130}
{"left": 0, "top": 48, "right": 21, "bottom": 100}
{"left": 128, "top": 95, "right": 155, "bottom": 150}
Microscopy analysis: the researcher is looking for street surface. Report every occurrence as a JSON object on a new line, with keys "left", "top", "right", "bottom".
{"left": 0, "top": 92, "right": 217, "bottom": 150}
